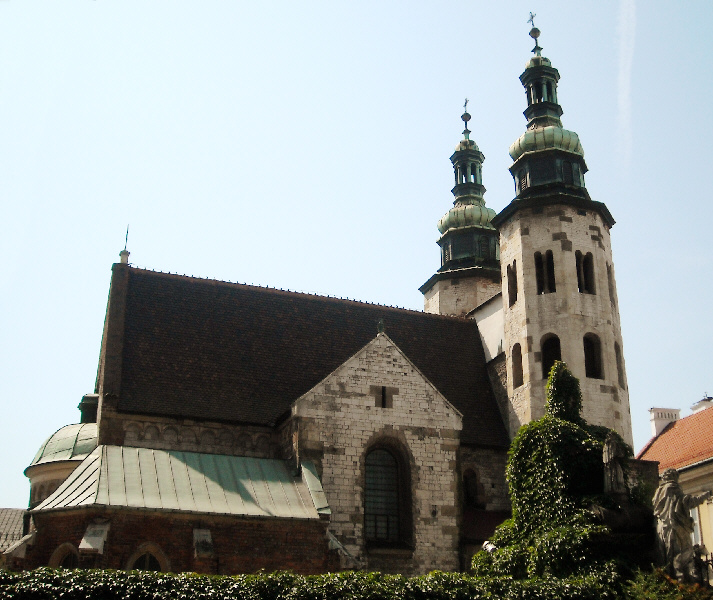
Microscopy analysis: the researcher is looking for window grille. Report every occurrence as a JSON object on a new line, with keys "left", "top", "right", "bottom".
{"left": 365, "top": 449, "right": 399, "bottom": 543}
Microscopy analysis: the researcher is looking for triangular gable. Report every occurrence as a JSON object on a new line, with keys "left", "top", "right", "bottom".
{"left": 293, "top": 332, "right": 463, "bottom": 427}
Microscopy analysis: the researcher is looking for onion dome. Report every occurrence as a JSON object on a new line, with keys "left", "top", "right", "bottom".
{"left": 509, "top": 126, "right": 584, "bottom": 161}
{"left": 27, "top": 423, "right": 98, "bottom": 471}
{"left": 506, "top": 21, "right": 589, "bottom": 199}
{"left": 438, "top": 203, "right": 496, "bottom": 234}
{"left": 434, "top": 104, "right": 499, "bottom": 270}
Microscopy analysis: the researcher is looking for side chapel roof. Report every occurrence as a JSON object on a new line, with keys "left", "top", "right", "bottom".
{"left": 637, "top": 405, "right": 713, "bottom": 472}
{"left": 99, "top": 265, "right": 508, "bottom": 448}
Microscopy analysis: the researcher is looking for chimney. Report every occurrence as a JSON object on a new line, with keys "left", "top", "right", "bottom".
{"left": 119, "top": 249, "right": 130, "bottom": 264}
{"left": 649, "top": 407, "right": 680, "bottom": 437}
{"left": 691, "top": 395, "right": 713, "bottom": 414}
{"left": 78, "top": 394, "right": 99, "bottom": 424}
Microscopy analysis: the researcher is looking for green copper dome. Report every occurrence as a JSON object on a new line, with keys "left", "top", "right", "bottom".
{"left": 438, "top": 202, "right": 496, "bottom": 234}
{"left": 509, "top": 125, "right": 584, "bottom": 161}
{"left": 28, "top": 423, "right": 98, "bottom": 470}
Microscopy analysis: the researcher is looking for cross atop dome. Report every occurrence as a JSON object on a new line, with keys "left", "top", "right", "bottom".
{"left": 528, "top": 12, "right": 543, "bottom": 56}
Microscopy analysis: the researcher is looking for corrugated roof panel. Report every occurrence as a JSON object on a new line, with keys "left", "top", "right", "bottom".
{"left": 245, "top": 458, "right": 276, "bottom": 516}
{"left": 169, "top": 452, "right": 197, "bottom": 512}
{"left": 123, "top": 447, "right": 146, "bottom": 507}
{"left": 220, "top": 457, "right": 250, "bottom": 515}
{"left": 138, "top": 448, "right": 161, "bottom": 508}
{"left": 185, "top": 453, "right": 214, "bottom": 514}
{"left": 230, "top": 457, "right": 265, "bottom": 516}
{"left": 36, "top": 450, "right": 101, "bottom": 510}
{"left": 199, "top": 454, "right": 231, "bottom": 515}
{"left": 32, "top": 446, "right": 329, "bottom": 520}
{"left": 106, "top": 446, "right": 127, "bottom": 506}
{"left": 154, "top": 450, "right": 180, "bottom": 510}
{"left": 302, "top": 461, "right": 330, "bottom": 515}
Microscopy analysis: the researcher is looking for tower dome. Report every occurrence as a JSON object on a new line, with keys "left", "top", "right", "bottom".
{"left": 27, "top": 423, "right": 98, "bottom": 469}
{"left": 420, "top": 104, "right": 501, "bottom": 317}
{"left": 25, "top": 423, "right": 98, "bottom": 508}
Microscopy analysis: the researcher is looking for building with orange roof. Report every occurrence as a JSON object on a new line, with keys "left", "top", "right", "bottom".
{"left": 638, "top": 398, "right": 713, "bottom": 553}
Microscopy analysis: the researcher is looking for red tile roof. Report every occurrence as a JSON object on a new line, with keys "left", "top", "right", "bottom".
{"left": 637, "top": 406, "right": 713, "bottom": 472}
{"left": 113, "top": 267, "right": 509, "bottom": 448}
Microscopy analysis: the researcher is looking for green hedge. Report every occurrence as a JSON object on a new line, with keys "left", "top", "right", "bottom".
{"left": 1, "top": 567, "right": 711, "bottom": 600}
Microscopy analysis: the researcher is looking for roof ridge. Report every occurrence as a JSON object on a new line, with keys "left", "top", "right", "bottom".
{"left": 124, "top": 264, "right": 474, "bottom": 322}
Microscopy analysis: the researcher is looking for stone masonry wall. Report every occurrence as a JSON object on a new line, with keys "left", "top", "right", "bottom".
{"left": 291, "top": 333, "right": 463, "bottom": 575}
{"left": 423, "top": 276, "right": 501, "bottom": 317}
{"left": 499, "top": 204, "right": 633, "bottom": 446}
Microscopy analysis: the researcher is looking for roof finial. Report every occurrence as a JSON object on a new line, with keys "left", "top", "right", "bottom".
{"left": 377, "top": 318, "right": 385, "bottom": 334}
{"left": 119, "top": 224, "right": 131, "bottom": 264}
{"left": 528, "top": 12, "right": 542, "bottom": 56}
{"left": 461, "top": 98, "right": 471, "bottom": 140}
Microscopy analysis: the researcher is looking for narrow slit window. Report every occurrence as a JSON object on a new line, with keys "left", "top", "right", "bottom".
{"left": 541, "top": 335, "right": 561, "bottom": 379}
{"left": 508, "top": 261, "right": 518, "bottom": 307}
{"left": 512, "top": 344, "right": 524, "bottom": 388}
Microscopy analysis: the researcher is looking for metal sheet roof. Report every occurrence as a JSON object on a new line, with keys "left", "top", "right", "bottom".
{"left": 33, "top": 446, "right": 327, "bottom": 520}
{"left": 29, "top": 423, "right": 98, "bottom": 468}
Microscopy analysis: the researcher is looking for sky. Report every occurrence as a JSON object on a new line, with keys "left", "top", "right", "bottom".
{"left": 0, "top": 1, "right": 711, "bottom": 508}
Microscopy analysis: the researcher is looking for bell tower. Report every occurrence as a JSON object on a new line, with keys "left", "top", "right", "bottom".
{"left": 492, "top": 22, "right": 633, "bottom": 446}
{"left": 420, "top": 104, "right": 501, "bottom": 316}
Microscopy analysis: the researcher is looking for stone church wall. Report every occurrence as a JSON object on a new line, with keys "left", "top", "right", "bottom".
{"left": 291, "top": 334, "right": 463, "bottom": 575}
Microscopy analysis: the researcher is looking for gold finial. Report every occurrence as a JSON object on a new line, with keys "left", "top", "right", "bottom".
{"left": 528, "top": 12, "right": 542, "bottom": 56}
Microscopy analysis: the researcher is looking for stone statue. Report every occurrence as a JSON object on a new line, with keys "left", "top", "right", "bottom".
{"left": 603, "top": 431, "right": 627, "bottom": 496}
{"left": 652, "top": 468, "right": 711, "bottom": 582}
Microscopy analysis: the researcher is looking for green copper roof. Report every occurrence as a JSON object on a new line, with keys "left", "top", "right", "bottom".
{"left": 438, "top": 202, "right": 496, "bottom": 234}
{"left": 32, "top": 445, "right": 329, "bottom": 520}
{"left": 509, "top": 125, "right": 584, "bottom": 161}
{"left": 28, "top": 423, "right": 98, "bottom": 470}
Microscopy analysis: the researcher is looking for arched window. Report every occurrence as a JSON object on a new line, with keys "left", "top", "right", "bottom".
{"left": 583, "top": 334, "right": 604, "bottom": 379}
{"left": 132, "top": 552, "right": 161, "bottom": 571}
{"left": 365, "top": 449, "right": 400, "bottom": 544}
{"left": 615, "top": 342, "right": 626, "bottom": 389}
{"left": 534, "top": 250, "right": 556, "bottom": 294}
{"left": 507, "top": 261, "right": 518, "bottom": 307}
{"left": 541, "top": 335, "right": 561, "bottom": 379}
{"left": 512, "top": 344, "right": 523, "bottom": 388}
{"left": 575, "top": 251, "right": 596, "bottom": 294}
{"left": 48, "top": 543, "right": 79, "bottom": 569}
{"left": 126, "top": 542, "right": 169, "bottom": 572}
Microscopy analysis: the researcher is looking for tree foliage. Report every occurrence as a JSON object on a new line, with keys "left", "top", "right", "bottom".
{"left": 472, "top": 361, "right": 634, "bottom": 580}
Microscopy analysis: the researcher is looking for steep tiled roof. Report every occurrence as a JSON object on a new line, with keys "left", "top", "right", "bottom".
{"left": 637, "top": 406, "right": 713, "bottom": 471}
{"left": 0, "top": 509, "right": 24, "bottom": 552}
{"left": 114, "top": 267, "right": 508, "bottom": 448}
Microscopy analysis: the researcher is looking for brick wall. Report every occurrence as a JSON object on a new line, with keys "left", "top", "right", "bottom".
{"left": 26, "top": 509, "right": 337, "bottom": 575}
{"left": 291, "top": 333, "right": 463, "bottom": 575}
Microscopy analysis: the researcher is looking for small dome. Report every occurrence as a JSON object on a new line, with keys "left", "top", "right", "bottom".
{"left": 454, "top": 138, "right": 479, "bottom": 153}
{"left": 525, "top": 55, "right": 552, "bottom": 69}
{"left": 438, "top": 203, "right": 496, "bottom": 234}
{"left": 28, "top": 423, "right": 98, "bottom": 468}
{"left": 509, "top": 125, "right": 584, "bottom": 161}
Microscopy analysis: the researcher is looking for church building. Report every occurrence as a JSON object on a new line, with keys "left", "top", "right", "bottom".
{"left": 4, "top": 26, "right": 633, "bottom": 575}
